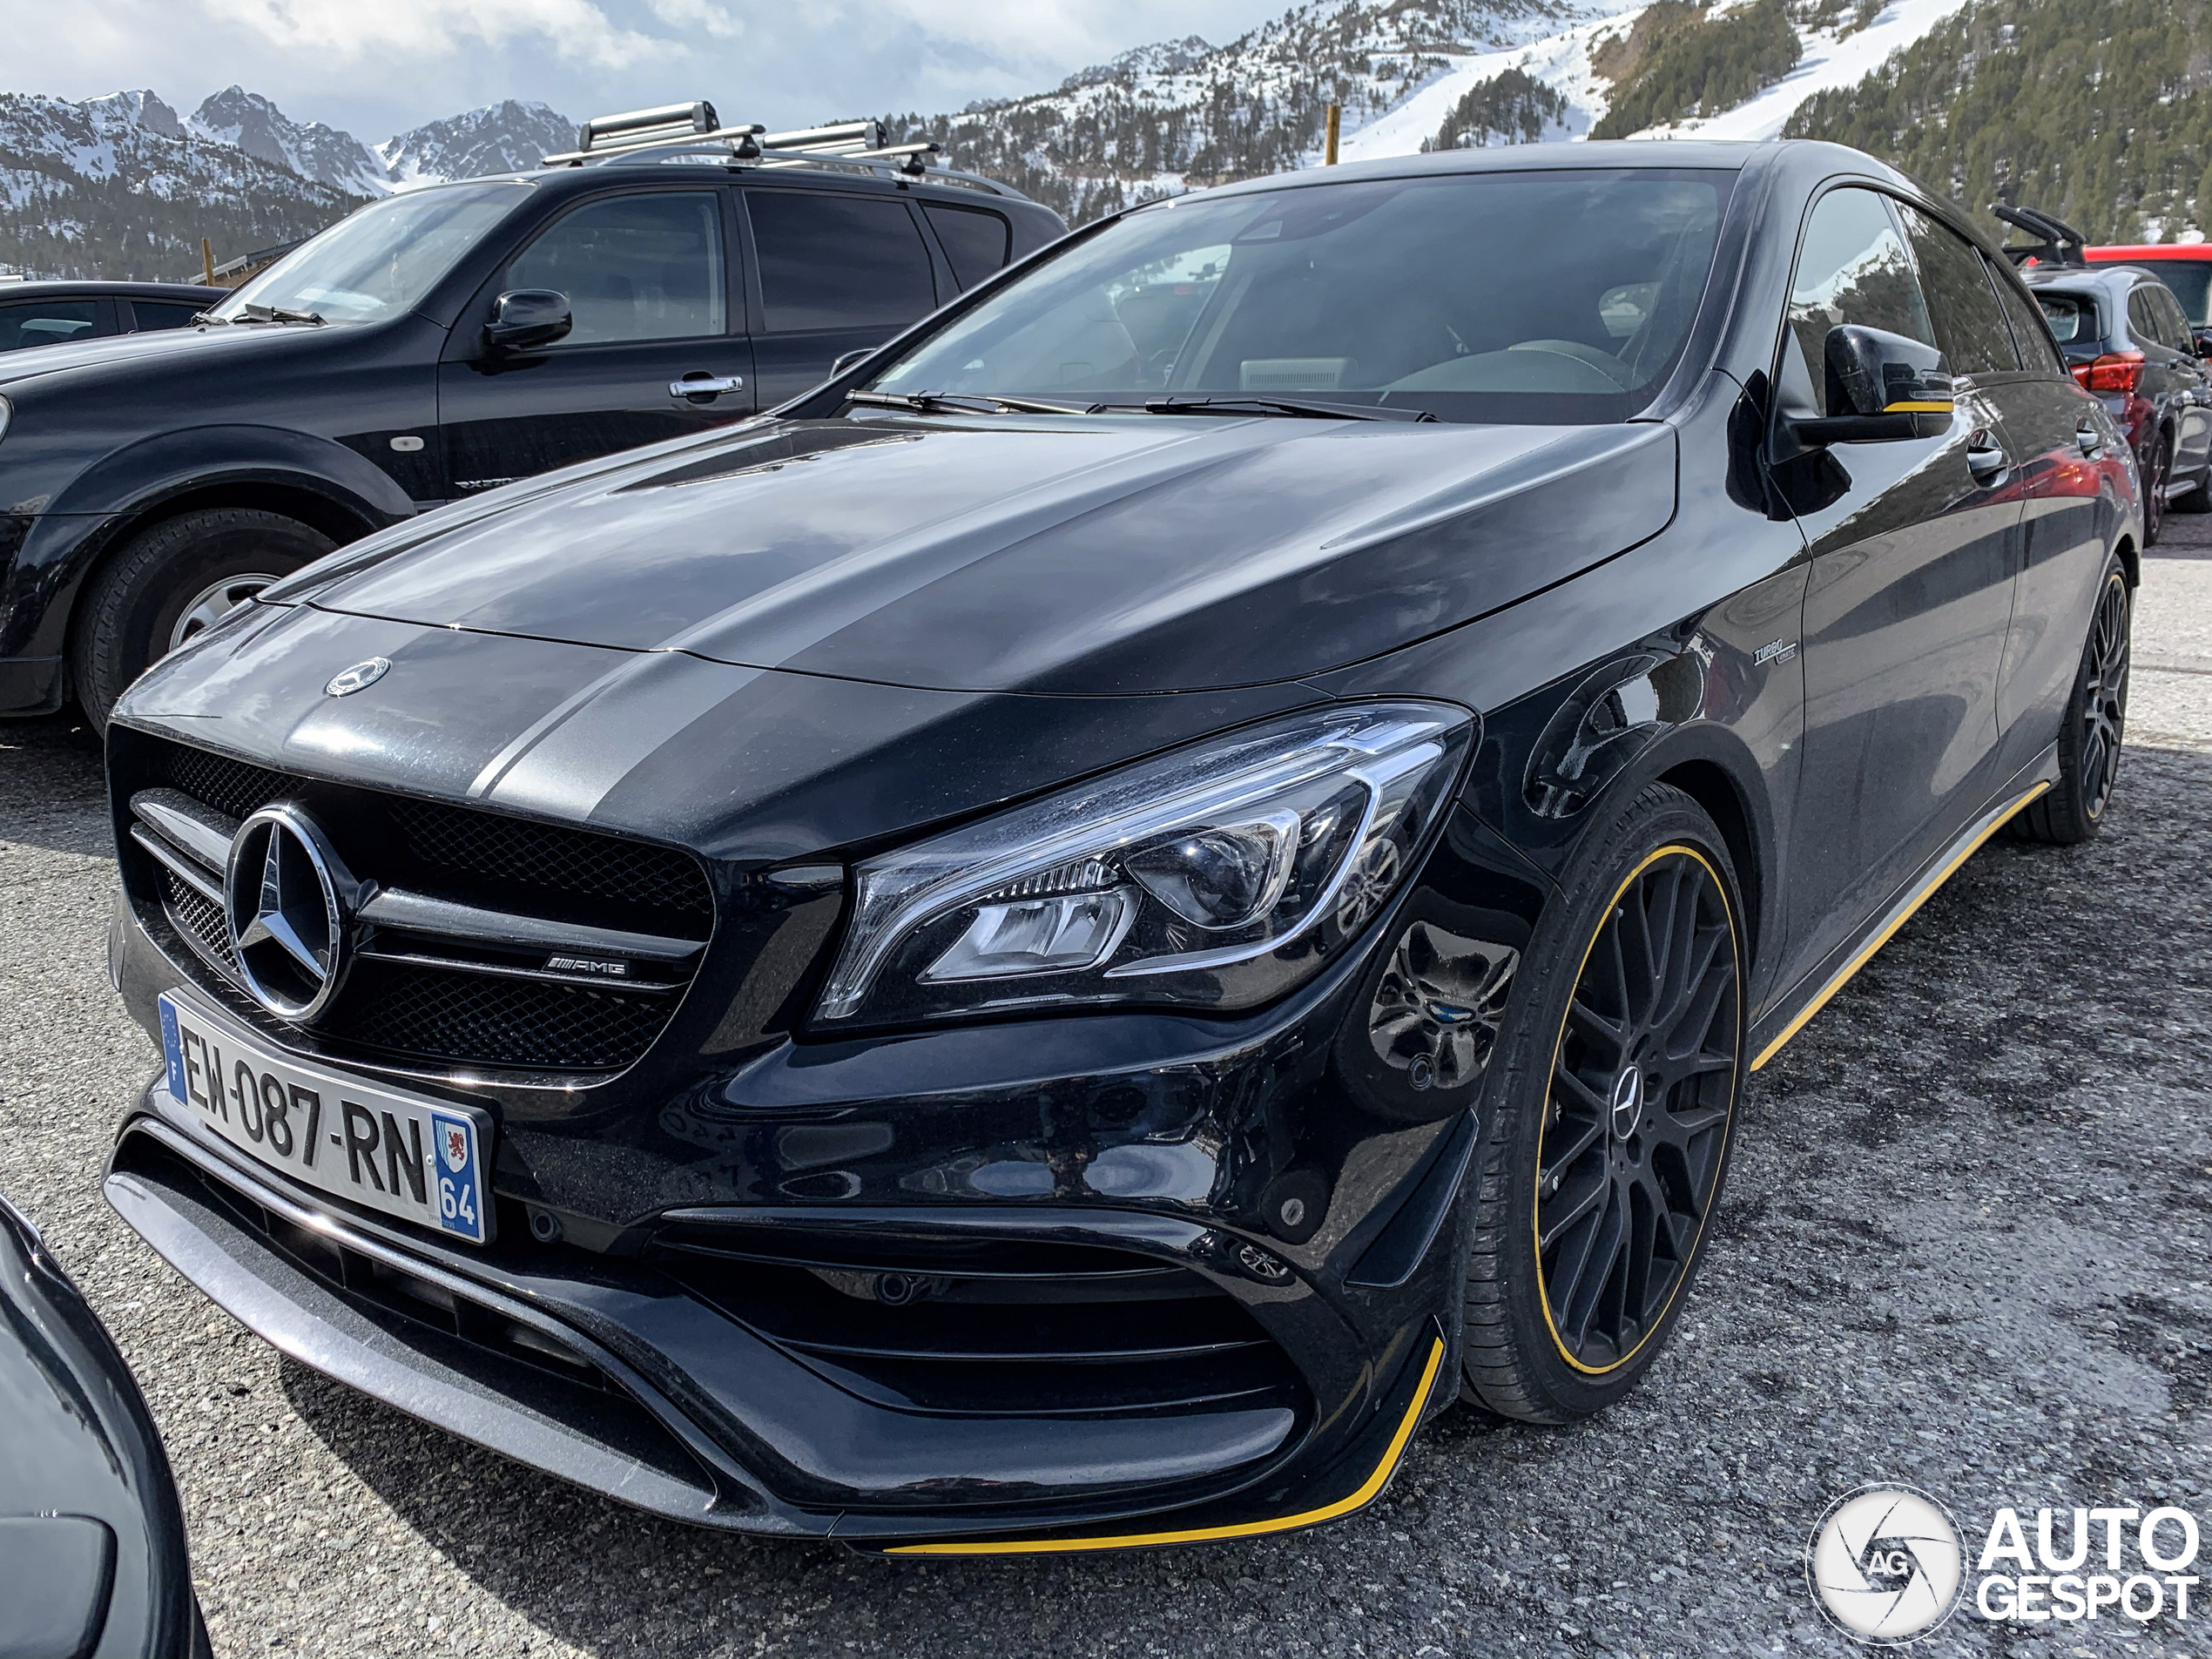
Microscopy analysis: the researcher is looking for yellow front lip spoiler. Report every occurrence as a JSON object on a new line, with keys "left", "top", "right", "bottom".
{"left": 882, "top": 1335, "right": 1447, "bottom": 1556}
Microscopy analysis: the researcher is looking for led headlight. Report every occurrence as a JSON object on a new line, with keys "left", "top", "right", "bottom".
{"left": 815, "top": 701, "right": 1474, "bottom": 1027}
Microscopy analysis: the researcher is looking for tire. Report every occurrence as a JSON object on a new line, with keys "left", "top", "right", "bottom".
{"left": 2006, "top": 557, "right": 2130, "bottom": 846}
{"left": 70, "top": 508, "right": 332, "bottom": 733}
{"left": 1459, "top": 783, "right": 1746, "bottom": 1424}
{"left": 2142, "top": 433, "right": 2171, "bottom": 546}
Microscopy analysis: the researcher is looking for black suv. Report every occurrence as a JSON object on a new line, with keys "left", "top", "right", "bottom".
{"left": 0, "top": 106, "right": 1063, "bottom": 727}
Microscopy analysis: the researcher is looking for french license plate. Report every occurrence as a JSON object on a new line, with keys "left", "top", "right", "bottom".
{"left": 158, "top": 993, "right": 493, "bottom": 1244}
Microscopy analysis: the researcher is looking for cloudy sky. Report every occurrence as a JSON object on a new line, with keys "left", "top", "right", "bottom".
{"left": 4, "top": 0, "right": 1291, "bottom": 143}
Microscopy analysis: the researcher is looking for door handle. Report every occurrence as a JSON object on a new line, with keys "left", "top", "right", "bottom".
{"left": 2075, "top": 421, "right": 2104, "bottom": 459}
{"left": 1966, "top": 430, "right": 2009, "bottom": 482}
{"left": 671, "top": 373, "right": 745, "bottom": 399}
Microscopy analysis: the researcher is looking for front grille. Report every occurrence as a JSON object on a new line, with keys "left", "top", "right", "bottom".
{"left": 652, "top": 1224, "right": 1305, "bottom": 1420}
{"left": 122, "top": 734, "right": 715, "bottom": 1077}
{"left": 135, "top": 740, "right": 713, "bottom": 927}
{"left": 324, "top": 960, "right": 679, "bottom": 1071}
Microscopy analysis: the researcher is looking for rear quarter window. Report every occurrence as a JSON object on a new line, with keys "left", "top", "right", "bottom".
{"left": 2034, "top": 293, "right": 2092, "bottom": 346}
{"left": 923, "top": 204, "right": 1012, "bottom": 289}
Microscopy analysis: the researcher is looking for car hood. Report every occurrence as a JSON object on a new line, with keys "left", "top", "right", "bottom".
{"left": 298, "top": 413, "right": 1676, "bottom": 695}
{"left": 0, "top": 318, "right": 347, "bottom": 390}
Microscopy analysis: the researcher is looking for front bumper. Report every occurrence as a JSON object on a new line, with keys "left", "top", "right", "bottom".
{"left": 105, "top": 870, "right": 1500, "bottom": 1546}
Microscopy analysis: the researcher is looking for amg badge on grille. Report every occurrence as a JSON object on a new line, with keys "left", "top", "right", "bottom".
{"left": 547, "top": 955, "right": 631, "bottom": 978}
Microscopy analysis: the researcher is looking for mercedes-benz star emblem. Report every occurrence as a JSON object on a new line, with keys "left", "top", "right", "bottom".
{"left": 224, "top": 805, "right": 354, "bottom": 1022}
{"left": 325, "top": 658, "right": 391, "bottom": 697}
{"left": 1610, "top": 1063, "right": 1644, "bottom": 1141}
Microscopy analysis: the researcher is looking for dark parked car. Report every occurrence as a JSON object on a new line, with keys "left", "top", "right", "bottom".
{"left": 0, "top": 107, "right": 1063, "bottom": 729}
{"left": 0, "top": 280, "right": 222, "bottom": 354}
{"left": 101, "top": 140, "right": 2135, "bottom": 1553}
{"left": 2022, "top": 262, "right": 2212, "bottom": 540}
{"left": 2085, "top": 243, "right": 2212, "bottom": 352}
{"left": 0, "top": 1192, "right": 206, "bottom": 1656}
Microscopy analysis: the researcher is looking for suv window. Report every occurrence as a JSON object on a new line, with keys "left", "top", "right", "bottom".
{"left": 506, "top": 192, "right": 727, "bottom": 347}
{"left": 750, "top": 192, "right": 936, "bottom": 334}
{"left": 0, "top": 300, "right": 98, "bottom": 351}
{"left": 923, "top": 204, "right": 1012, "bottom": 289}
{"left": 2152, "top": 285, "right": 2193, "bottom": 349}
{"left": 1897, "top": 204, "right": 2018, "bottom": 375}
{"left": 1993, "top": 273, "right": 2067, "bottom": 374}
{"left": 1786, "top": 189, "right": 1935, "bottom": 416}
{"left": 129, "top": 300, "right": 202, "bottom": 332}
{"left": 2036, "top": 292, "right": 2093, "bottom": 347}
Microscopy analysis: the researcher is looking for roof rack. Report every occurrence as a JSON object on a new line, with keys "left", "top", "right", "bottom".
{"left": 541, "top": 100, "right": 1015, "bottom": 196}
{"left": 1993, "top": 205, "right": 2089, "bottom": 267}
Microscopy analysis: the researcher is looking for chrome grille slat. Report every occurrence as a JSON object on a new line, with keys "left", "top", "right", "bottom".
{"left": 132, "top": 825, "right": 224, "bottom": 904}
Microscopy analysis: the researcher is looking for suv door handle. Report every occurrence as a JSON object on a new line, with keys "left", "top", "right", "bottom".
{"left": 1966, "top": 430, "right": 2010, "bottom": 482}
{"left": 671, "top": 373, "right": 745, "bottom": 399}
{"left": 2075, "top": 421, "right": 2104, "bottom": 459}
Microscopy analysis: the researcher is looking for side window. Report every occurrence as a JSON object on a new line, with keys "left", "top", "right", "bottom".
{"left": 1896, "top": 203, "right": 2019, "bottom": 376}
{"left": 0, "top": 300, "right": 98, "bottom": 351}
{"left": 748, "top": 192, "right": 936, "bottom": 334}
{"left": 922, "top": 204, "right": 1011, "bottom": 289}
{"left": 1994, "top": 273, "right": 2067, "bottom": 374}
{"left": 129, "top": 300, "right": 203, "bottom": 332}
{"left": 1786, "top": 188, "right": 1936, "bottom": 416}
{"left": 2155, "top": 287, "right": 2194, "bottom": 351}
{"left": 2127, "top": 287, "right": 2168, "bottom": 351}
{"left": 504, "top": 192, "right": 726, "bottom": 347}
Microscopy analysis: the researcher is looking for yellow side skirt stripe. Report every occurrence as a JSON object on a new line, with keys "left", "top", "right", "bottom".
{"left": 1750, "top": 780, "right": 2049, "bottom": 1071}
{"left": 884, "top": 1336, "right": 1447, "bottom": 1556}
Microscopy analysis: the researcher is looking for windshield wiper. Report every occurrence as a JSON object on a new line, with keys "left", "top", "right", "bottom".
{"left": 846, "top": 389, "right": 1089, "bottom": 416}
{"left": 1111, "top": 395, "right": 1434, "bottom": 423}
{"left": 237, "top": 303, "right": 325, "bottom": 326}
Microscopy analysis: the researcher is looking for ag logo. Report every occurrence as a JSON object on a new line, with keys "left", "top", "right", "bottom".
{"left": 441, "top": 1123, "right": 469, "bottom": 1173}
{"left": 1808, "top": 1485, "right": 1966, "bottom": 1643}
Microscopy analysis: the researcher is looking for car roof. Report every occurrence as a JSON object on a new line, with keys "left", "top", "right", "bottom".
{"left": 0, "top": 280, "right": 223, "bottom": 300}
{"left": 2020, "top": 265, "right": 2137, "bottom": 295}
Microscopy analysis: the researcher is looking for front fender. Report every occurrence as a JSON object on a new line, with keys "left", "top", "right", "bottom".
{"left": 3, "top": 428, "right": 413, "bottom": 668}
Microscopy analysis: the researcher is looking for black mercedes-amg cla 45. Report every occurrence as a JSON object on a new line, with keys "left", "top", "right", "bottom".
{"left": 99, "top": 140, "right": 2138, "bottom": 1553}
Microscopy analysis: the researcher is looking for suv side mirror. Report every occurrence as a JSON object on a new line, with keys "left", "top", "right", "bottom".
{"left": 1794, "top": 325, "right": 1953, "bottom": 444}
{"left": 484, "top": 289, "right": 571, "bottom": 354}
{"left": 2193, "top": 329, "right": 2212, "bottom": 361}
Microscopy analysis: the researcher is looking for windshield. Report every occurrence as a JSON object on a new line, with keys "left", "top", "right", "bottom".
{"left": 212, "top": 182, "right": 533, "bottom": 325}
{"left": 867, "top": 168, "right": 1734, "bottom": 424}
{"left": 2111, "top": 260, "right": 2212, "bottom": 327}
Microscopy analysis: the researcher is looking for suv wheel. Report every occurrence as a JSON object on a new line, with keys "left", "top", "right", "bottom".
{"left": 2143, "top": 433, "right": 2171, "bottom": 546}
{"left": 2172, "top": 456, "right": 2212, "bottom": 515}
{"left": 71, "top": 509, "right": 333, "bottom": 732}
{"left": 2006, "top": 557, "right": 2129, "bottom": 846}
{"left": 1458, "top": 784, "right": 1745, "bottom": 1424}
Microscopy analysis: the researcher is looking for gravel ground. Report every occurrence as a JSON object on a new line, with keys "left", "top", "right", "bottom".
{"left": 3, "top": 524, "right": 2210, "bottom": 1659}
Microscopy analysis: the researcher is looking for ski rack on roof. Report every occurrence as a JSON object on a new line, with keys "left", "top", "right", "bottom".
{"left": 1993, "top": 205, "right": 2089, "bottom": 267}
{"left": 541, "top": 100, "right": 1016, "bottom": 197}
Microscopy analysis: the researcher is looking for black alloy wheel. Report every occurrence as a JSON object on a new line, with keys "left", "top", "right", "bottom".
{"left": 1534, "top": 847, "right": 1740, "bottom": 1372}
{"left": 2009, "top": 558, "right": 2131, "bottom": 846}
{"left": 1458, "top": 784, "right": 1745, "bottom": 1424}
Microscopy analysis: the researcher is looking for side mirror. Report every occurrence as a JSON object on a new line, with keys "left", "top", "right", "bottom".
{"left": 831, "top": 346, "right": 882, "bottom": 379}
{"left": 484, "top": 289, "right": 571, "bottom": 354}
{"left": 2193, "top": 329, "right": 2212, "bottom": 361}
{"left": 1794, "top": 325, "right": 1953, "bottom": 444}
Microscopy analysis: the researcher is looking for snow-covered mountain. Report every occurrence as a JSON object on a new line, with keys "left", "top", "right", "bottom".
{"left": 892, "top": 0, "right": 1986, "bottom": 223}
{"left": 378, "top": 101, "right": 577, "bottom": 191}
{"left": 187, "top": 85, "right": 390, "bottom": 197}
{"left": 0, "top": 90, "right": 362, "bottom": 280}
